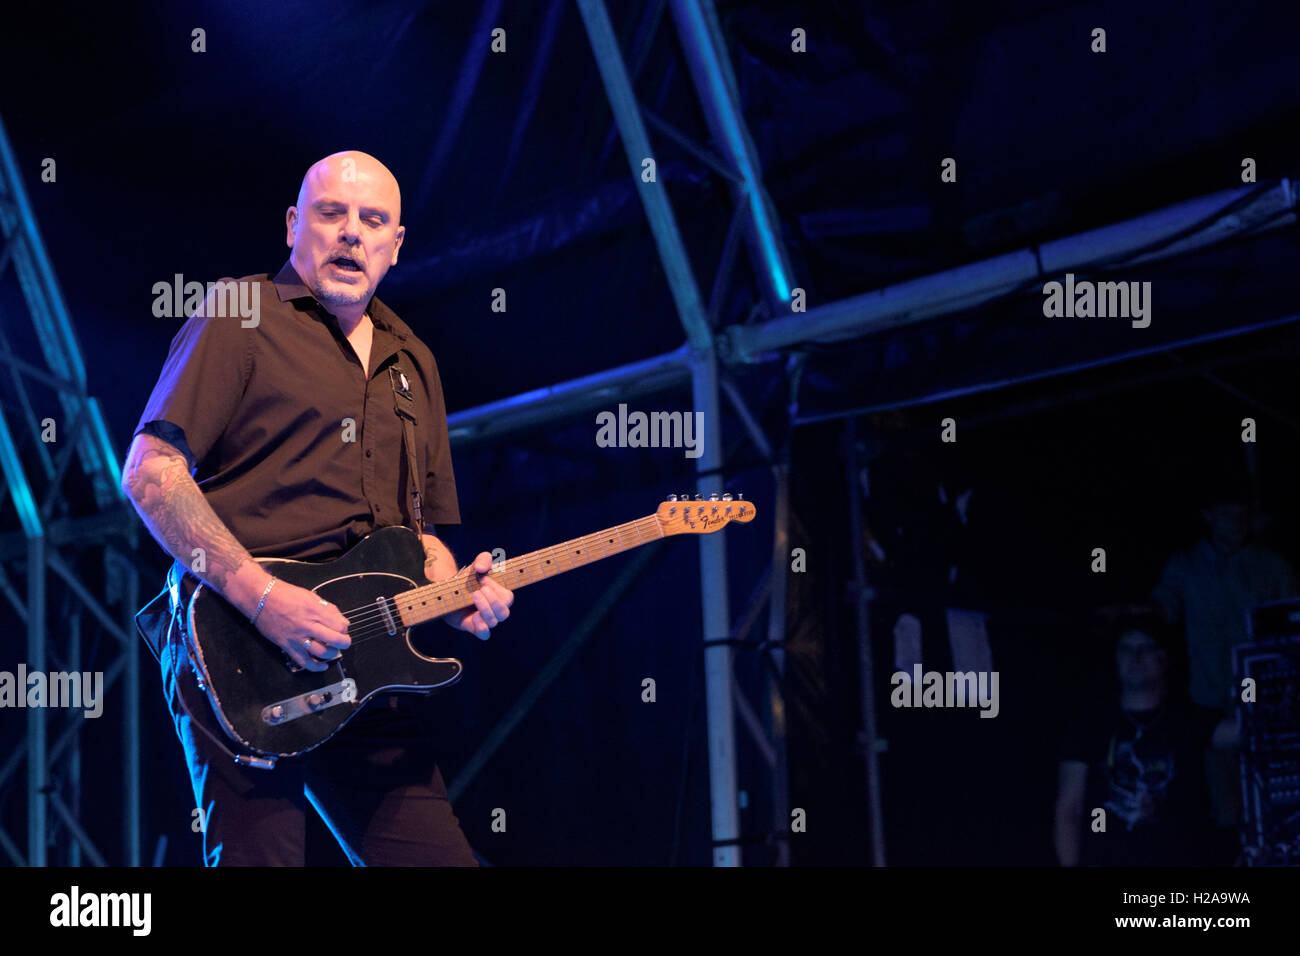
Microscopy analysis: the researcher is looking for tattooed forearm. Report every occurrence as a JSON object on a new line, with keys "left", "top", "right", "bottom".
{"left": 122, "top": 433, "right": 266, "bottom": 613}
{"left": 421, "top": 532, "right": 458, "bottom": 583}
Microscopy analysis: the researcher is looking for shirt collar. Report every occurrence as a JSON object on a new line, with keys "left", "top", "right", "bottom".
{"left": 272, "top": 259, "right": 411, "bottom": 342}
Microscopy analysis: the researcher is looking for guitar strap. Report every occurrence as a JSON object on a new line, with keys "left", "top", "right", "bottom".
{"left": 387, "top": 352, "right": 425, "bottom": 535}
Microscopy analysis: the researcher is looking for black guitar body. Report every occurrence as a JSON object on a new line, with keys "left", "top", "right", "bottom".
{"left": 186, "top": 525, "right": 462, "bottom": 760}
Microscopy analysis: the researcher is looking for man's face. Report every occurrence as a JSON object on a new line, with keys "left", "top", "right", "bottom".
{"left": 1116, "top": 631, "right": 1165, "bottom": 689}
{"left": 1202, "top": 503, "right": 1249, "bottom": 554}
{"left": 286, "top": 152, "right": 405, "bottom": 311}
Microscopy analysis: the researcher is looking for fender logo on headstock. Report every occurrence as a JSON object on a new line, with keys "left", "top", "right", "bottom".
{"left": 682, "top": 510, "right": 723, "bottom": 530}
{"left": 656, "top": 495, "right": 756, "bottom": 536}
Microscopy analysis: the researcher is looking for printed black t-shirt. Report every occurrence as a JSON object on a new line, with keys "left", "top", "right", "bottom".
{"left": 1059, "top": 700, "right": 1223, "bottom": 866}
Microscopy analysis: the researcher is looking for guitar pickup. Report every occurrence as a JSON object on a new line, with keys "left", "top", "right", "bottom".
{"left": 376, "top": 596, "right": 398, "bottom": 635}
{"left": 261, "top": 678, "right": 358, "bottom": 726}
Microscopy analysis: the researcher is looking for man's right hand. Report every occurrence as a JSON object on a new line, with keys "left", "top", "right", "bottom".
{"left": 250, "top": 579, "right": 351, "bottom": 672}
{"left": 120, "top": 432, "right": 351, "bottom": 672}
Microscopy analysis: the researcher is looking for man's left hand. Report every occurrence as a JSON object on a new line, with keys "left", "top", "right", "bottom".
{"left": 437, "top": 550, "right": 513, "bottom": 639}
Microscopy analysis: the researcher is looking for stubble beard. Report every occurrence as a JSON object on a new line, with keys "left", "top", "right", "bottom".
{"left": 312, "top": 275, "right": 370, "bottom": 309}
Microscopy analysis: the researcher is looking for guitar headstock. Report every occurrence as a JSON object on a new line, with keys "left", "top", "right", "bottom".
{"left": 656, "top": 495, "right": 756, "bottom": 536}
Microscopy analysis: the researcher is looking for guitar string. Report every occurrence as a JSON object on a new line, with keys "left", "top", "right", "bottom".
{"left": 330, "top": 520, "right": 650, "bottom": 624}
{"left": 309, "top": 507, "right": 739, "bottom": 646}
{"left": 329, "top": 521, "right": 659, "bottom": 649}
{"left": 330, "top": 506, "right": 745, "bottom": 650}
{"left": 333, "top": 519, "right": 658, "bottom": 631}
{"left": 317, "top": 519, "right": 666, "bottom": 643}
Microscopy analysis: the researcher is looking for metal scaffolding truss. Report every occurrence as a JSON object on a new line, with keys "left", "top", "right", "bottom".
{"left": 443, "top": 0, "right": 804, "bottom": 866}
{"left": 0, "top": 113, "right": 141, "bottom": 867}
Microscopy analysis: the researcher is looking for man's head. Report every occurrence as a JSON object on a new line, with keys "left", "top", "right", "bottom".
{"left": 1196, "top": 475, "right": 1253, "bottom": 556}
{"left": 285, "top": 151, "right": 405, "bottom": 313}
{"left": 1201, "top": 501, "right": 1250, "bottom": 556}
{"left": 1111, "top": 613, "right": 1170, "bottom": 694}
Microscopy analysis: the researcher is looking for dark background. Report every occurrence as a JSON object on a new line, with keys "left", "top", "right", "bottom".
{"left": 1, "top": 0, "right": 1299, "bottom": 865}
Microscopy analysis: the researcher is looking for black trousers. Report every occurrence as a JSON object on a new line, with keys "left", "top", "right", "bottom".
{"left": 159, "top": 618, "right": 477, "bottom": 867}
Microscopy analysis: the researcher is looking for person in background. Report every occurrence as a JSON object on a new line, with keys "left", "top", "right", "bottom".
{"left": 1055, "top": 612, "right": 1237, "bottom": 866}
{"left": 1148, "top": 485, "right": 1295, "bottom": 832}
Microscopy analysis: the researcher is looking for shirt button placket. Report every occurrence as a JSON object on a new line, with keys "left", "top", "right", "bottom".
{"left": 359, "top": 372, "right": 375, "bottom": 520}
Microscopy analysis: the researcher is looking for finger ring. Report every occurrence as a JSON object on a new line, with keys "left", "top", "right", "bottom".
{"left": 303, "top": 639, "right": 313, "bottom": 648}
{"left": 319, "top": 598, "right": 329, "bottom": 605}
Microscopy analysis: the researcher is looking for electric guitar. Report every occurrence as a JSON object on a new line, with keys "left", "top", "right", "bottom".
{"left": 182, "top": 496, "right": 755, "bottom": 760}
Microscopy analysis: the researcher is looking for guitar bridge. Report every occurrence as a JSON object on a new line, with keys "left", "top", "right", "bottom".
{"left": 261, "top": 678, "right": 358, "bottom": 726}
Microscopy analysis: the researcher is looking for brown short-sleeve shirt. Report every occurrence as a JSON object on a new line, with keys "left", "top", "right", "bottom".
{"left": 135, "top": 260, "right": 459, "bottom": 561}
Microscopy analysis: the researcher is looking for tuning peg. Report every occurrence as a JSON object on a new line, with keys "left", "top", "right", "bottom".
{"left": 693, "top": 494, "right": 703, "bottom": 501}
{"left": 722, "top": 493, "right": 733, "bottom": 500}
{"left": 667, "top": 494, "right": 678, "bottom": 502}
{"left": 709, "top": 493, "right": 719, "bottom": 501}
{"left": 736, "top": 493, "right": 744, "bottom": 500}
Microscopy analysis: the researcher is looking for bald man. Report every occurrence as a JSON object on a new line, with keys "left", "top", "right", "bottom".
{"left": 124, "top": 151, "right": 512, "bottom": 866}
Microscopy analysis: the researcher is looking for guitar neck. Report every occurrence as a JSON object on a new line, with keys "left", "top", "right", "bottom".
{"left": 394, "top": 513, "right": 665, "bottom": 627}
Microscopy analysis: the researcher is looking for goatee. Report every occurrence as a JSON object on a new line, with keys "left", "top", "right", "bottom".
{"left": 312, "top": 283, "right": 369, "bottom": 308}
